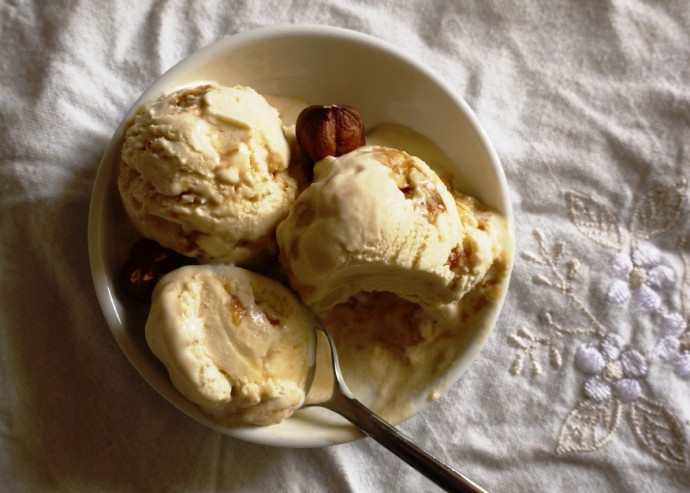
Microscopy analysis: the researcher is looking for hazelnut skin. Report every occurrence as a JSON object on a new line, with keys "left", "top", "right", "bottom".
{"left": 122, "top": 239, "right": 188, "bottom": 302}
{"left": 295, "top": 104, "right": 365, "bottom": 162}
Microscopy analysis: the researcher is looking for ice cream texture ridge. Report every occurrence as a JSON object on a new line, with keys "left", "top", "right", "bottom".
{"left": 119, "top": 82, "right": 512, "bottom": 426}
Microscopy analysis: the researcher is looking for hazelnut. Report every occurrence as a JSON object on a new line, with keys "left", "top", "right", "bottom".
{"left": 295, "top": 104, "right": 365, "bottom": 162}
{"left": 122, "top": 239, "right": 188, "bottom": 302}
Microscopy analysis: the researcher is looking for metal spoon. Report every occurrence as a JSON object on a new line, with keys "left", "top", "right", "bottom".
{"left": 304, "top": 322, "right": 489, "bottom": 493}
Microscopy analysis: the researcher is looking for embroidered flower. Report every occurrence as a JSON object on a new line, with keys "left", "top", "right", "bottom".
{"left": 517, "top": 184, "right": 690, "bottom": 466}
{"left": 655, "top": 311, "right": 690, "bottom": 378}
{"left": 606, "top": 243, "right": 675, "bottom": 313}
{"left": 574, "top": 333, "right": 648, "bottom": 403}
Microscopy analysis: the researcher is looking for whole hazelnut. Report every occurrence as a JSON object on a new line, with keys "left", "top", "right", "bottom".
{"left": 296, "top": 104, "right": 365, "bottom": 162}
{"left": 122, "top": 239, "right": 188, "bottom": 302}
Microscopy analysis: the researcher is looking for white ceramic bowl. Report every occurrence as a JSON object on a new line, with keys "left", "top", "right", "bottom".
{"left": 88, "top": 25, "right": 513, "bottom": 448}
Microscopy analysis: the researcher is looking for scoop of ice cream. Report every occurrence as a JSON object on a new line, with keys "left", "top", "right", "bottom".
{"left": 145, "top": 264, "right": 316, "bottom": 426}
{"left": 276, "top": 145, "right": 504, "bottom": 311}
{"left": 118, "top": 83, "right": 296, "bottom": 264}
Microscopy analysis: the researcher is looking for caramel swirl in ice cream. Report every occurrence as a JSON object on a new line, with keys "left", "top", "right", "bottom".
{"left": 276, "top": 145, "right": 505, "bottom": 312}
{"left": 145, "top": 265, "right": 317, "bottom": 426}
{"left": 118, "top": 83, "right": 297, "bottom": 265}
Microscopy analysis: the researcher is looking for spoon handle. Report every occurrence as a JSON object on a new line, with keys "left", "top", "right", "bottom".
{"left": 326, "top": 392, "right": 488, "bottom": 493}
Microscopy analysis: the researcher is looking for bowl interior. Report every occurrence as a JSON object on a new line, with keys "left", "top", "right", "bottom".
{"left": 89, "top": 25, "right": 513, "bottom": 448}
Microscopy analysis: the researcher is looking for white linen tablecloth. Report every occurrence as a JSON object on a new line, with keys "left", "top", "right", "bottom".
{"left": 2, "top": 0, "right": 689, "bottom": 491}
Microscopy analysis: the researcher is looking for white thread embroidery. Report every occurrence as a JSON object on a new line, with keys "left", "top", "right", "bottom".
{"left": 575, "top": 333, "right": 647, "bottom": 403}
{"left": 607, "top": 244, "right": 675, "bottom": 312}
{"left": 655, "top": 311, "right": 690, "bottom": 379}
{"left": 511, "top": 179, "right": 689, "bottom": 466}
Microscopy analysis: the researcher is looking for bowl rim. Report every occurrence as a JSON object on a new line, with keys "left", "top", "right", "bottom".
{"left": 88, "top": 24, "right": 514, "bottom": 448}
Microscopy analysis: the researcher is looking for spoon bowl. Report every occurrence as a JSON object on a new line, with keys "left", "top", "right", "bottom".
{"left": 305, "top": 320, "right": 488, "bottom": 493}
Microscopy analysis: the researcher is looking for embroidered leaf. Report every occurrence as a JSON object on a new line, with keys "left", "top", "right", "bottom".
{"left": 509, "top": 353, "right": 524, "bottom": 376}
{"left": 509, "top": 328, "right": 547, "bottom": 348}
{"left": 507, "top": 334, "right": 529, "bottom": 349}
{"left": 530, "top": 356, "right": 543, "bottom": 376}
{"left": 522, "top": 250, "right": 547, "bottom": 266}
{"left": 549, "top": 345, "right": 563, "bottom": 369}
{"left": 678, "top": 235, "right": 690, "bottom": 319}
{"left": 566, "top": 191, "right": 623, "bottom": 250}
{"left": 541, "top": 311, "right": 554, "bottom": 324}
{"left": 629, "top": 179, "right": 687, "bottom": 242}
{"left": 630, "top": 396, "right": 688, "bottom": 466}
{"left": 552, "top": 241, "right": 565, "bottom": 265}
{"left": 533, "top": 274, "right": 553, "bottom": 287}
{"left": 517, "top": 327, "right": 538, "bottom": 340}
{"left": 533, "top": 228, "right": 546, "bottom": 243}
{"left": 565, "top": 259, "right": 581, "bottom": 283}
{"left": 556, "top": 398, "right": 620, "bottom": 454}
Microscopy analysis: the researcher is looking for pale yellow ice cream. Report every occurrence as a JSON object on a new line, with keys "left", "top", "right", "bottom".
{"left": 132, "top": 106, "right": 512, "bottom": 430}
{"left": 145, "top": 265, "right": 317, "bottom": 426}
{"left": 118, "top": 83, "right": 296, "bottom": 265}
{"left": 276, "top": 145, "right": 505, "bottom": 312}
